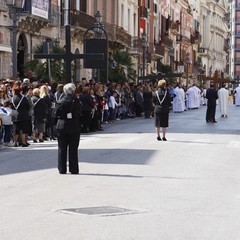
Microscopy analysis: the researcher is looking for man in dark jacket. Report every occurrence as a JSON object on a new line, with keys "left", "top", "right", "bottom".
{"left": 206, "top": 82, "right": 218, "bottom": 123}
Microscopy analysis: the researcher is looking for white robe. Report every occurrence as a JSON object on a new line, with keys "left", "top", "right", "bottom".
{"left": 172, "top": 87, "right": 185, "bottom": 112}
{"left": 186, "top": 87, "right": 198, "bottom": 109}
{"left": 193, "top": 86, "right": 201, "bottom": 108}
{"left": 235, "top": 86, "right": 240, "bottom": 106}
{"left": 218, "top": 87, "right": 229, "bottom": 116}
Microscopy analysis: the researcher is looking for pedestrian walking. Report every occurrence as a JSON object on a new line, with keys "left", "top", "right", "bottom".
{"left": 55, "top": 83, "right": 82, "bottom": 174}
{"left": 206, "top": 83, "right": 218, "bottom": 123}
{"left": 153, "top": 79, "right": 171, "bottom": 141}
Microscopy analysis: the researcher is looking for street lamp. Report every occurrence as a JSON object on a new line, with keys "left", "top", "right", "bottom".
{"left": 141, "top": 32, "right": 148, "bottom": 77}
{"left": 185, "top": 52, "right": 190, "bottom": 86}
{"left": 5, "top": 0, "right": 25, "bottom": 78}
{"left": 92, "top": 11, "right": 104, "bottom": 82}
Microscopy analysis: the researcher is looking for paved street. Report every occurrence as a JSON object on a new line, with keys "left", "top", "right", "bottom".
{"left": 1, "top": 103, "right": 240, "bottom": 240}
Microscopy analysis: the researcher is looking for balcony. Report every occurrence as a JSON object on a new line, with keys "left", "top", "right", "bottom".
{"left": 170, "top": 21, "right": 180, "bottom": 35}
{"left": 139, "top": 6, "right": 148, "bottom": 19}
{"left": 70, "top": 10, "right": 94, "bottom": 30}
{"left": 191, "top": 32, "right": 202, "bottom": 44}
{"left": 104, "top": 23, "right": 132, "bottom": 49}
{"left": 18, "top": 15, "right": 50, "bottom": 33}
{"left": 161, "top": 34, "right": 173, "bottom": 47}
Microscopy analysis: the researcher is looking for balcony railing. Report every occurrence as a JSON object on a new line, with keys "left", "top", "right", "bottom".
{"left": 139, "top": 6, "right": 148, "bottom": 18}
{"left": 70, "top": 10, "right": 94, "bottom": 30}
{"left": 154, "top": 44, "right": 165, "bottom": 56}
{"left": 104, "top": 22, "right": 132, "bottom": 47}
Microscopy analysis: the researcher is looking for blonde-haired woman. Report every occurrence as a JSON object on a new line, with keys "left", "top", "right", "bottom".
{"left": 40, "top": 85, "right": 54, "bottom": 140}
{"left": 153, "top": 79, "right": 171, "bottom": 141}
{"left": 31, "top": 88, "right": 47, "bottom": 143}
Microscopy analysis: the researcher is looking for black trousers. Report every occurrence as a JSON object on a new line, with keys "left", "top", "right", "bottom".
{"left": 206, "top": 105, "right": 216, "bottom": 122}
{"left": 57, "top": 131, "right": 80, "bottom": 174}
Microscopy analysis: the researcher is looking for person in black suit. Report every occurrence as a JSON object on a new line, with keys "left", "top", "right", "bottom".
{"left": 55, "top": 83, "right": 82, "bottom": 174}
{"left": 206, "top": 82, "right": 218, "bottom": 123}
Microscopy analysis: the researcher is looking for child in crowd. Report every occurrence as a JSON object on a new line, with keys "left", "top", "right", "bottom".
{"left": 0, "top": 100, "right": 13, "bottom": 146}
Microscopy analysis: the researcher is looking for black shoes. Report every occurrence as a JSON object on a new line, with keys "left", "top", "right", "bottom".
{"left": 22, "top": 144, "right": 29, "bottom": 147}
{"left": 157, "top": 136, "right": 167, "bottom": 141}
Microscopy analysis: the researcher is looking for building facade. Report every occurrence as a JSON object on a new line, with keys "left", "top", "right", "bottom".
{"left": 0, "top": 0, "right": 229, "bottom": 86}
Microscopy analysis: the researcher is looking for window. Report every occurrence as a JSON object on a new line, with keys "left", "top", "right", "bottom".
{"left": 235, "top": 52, "right": 240, "bottom": 61}
{"left": 147, "top": 0, "right": 151, "bottom": 9}
{"left": 236, "top": 11, "right": 240, "bottom": 21}
{"left": 154, "top": 4, "right": 157, "bottom": 13}
{"left": 236, "top": 24, "right": 240, "bottom": 34}
{"left": 235, "top": 64, "right": 240, "bottom": 76}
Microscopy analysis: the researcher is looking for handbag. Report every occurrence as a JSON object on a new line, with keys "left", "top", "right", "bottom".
{"left": 56, "top": 119, "right": 65, "bottom": 130}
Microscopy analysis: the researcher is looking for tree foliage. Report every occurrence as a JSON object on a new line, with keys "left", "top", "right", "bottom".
{"left": 107, "top": 49, "right": 136, "bottom": 83}
{"left": 24, "top": 44, "right": 66, "bottom": 83}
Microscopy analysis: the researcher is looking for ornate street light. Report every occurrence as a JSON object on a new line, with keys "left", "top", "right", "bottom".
{"left": 91, "top": 11, "right": 107, "bottom": 82}
{"left": 141, "top": 32, "right": 148, "bottom": 77}
{"left": 93, "top": 11, "right": 104, "bottom": 38}
{"left": 5, "top": 0, "right": 25, "bottom": 78}
{"left": 185, "top": 52, "right": 190, "bottom": 86}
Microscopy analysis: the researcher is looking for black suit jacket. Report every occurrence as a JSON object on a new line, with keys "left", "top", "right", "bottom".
{"left": 206, "top": 88, "right": 218, "bottom": 107}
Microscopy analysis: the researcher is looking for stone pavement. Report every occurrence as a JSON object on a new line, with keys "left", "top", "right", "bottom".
{"left": 0, "top": 103, "right": 240, "bottom": 240}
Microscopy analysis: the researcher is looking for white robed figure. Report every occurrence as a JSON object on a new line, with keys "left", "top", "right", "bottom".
{"left": 218, "top": 84, "right": 229, "bottom": 117}
{"left": 193, "top": 85, "right": 201, "bottom": 108}
{"left": 172, "top": 84, "right": 185, "bottom": 112}
{"left": 234, "top": 84, "right": 240, "bottom": 106}
{"left": 186, "top": 85, "right": 199, "bottom": 109}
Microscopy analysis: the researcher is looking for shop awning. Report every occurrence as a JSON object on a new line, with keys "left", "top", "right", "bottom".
{"left": 0, "top": 45, "right": 12, "bottom": 52}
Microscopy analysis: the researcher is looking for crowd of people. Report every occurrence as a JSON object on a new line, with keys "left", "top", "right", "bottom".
{"left": 0, "top": 77, "right": 240, "bottom": 148}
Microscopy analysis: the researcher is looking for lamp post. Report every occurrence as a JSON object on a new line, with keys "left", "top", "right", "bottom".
{"left": 84, "top": 11, "right": 108, "bottom": 84}
{"left": 141, "top": 32, "right": 147, "bottom": 77}
{"left": 93, "top": 11, "right": 103, "bottom": 82}
{"left": 185, "top": 52, "right": 190, "bottom": 86}
{"left": 93, "top": 11, "right": 108, "bottom": 82}
{"left": 5, "top": 0, "right": 25, "bottom": 78}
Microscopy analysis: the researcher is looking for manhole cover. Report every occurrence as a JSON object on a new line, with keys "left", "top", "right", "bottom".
{"left": 59, "top": 206, "right": 139, "bottom": 216}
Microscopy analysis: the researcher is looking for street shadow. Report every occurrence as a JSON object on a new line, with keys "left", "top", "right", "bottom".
{"left": 0, "top": 148, "right": 154, "bottom": 176}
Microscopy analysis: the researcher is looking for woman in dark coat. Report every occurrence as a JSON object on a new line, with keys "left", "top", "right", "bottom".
{"left": 153, "top": 79, "right": 172, "bottom": 141}
{"left": 55, "top": 83, "right": 82, "bottom": 174}
{"left": 12, "top": 85, "right": 31, "bottom": 147}
{"left": 31, "top": 88, "right": 47, "bottom": 143}
{"left": 143, "top": 85, "right": 153, "bottom": 118}
{"left": 79, "top": 86, "right": 94, "bottom": 133}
